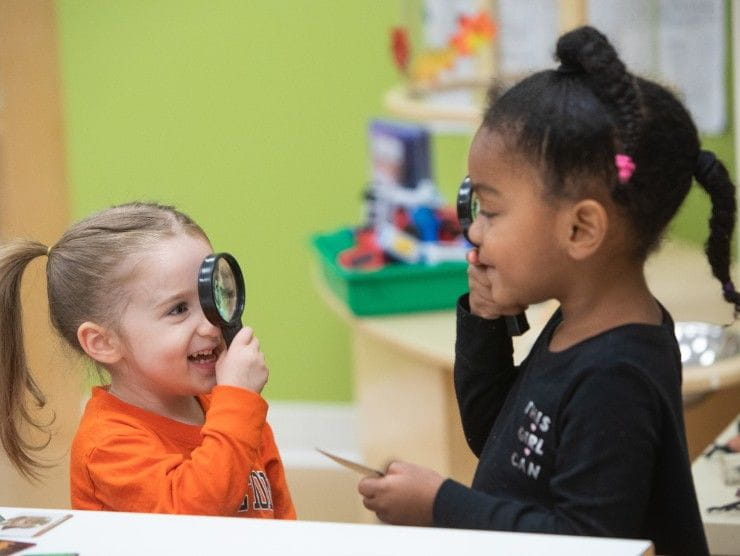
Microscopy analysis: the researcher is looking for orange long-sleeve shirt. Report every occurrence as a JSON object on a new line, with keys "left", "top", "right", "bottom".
{"left": 71, "top": 385, "right": 295, "bottom": 519}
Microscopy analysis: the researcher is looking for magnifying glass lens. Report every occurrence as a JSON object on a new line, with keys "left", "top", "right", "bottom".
{"left": 470, "top": 193, "right": 480, "bottom": 223}
{"left": 214, "top": 257, "right": 238, "bottom": 321}
{"left": 198, "top": 252, "right": 245, "bottom": 347}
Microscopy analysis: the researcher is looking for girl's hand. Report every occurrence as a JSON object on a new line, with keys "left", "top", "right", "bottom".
{"left": 467, "top": 249, "right": 527, "bottom": 319}
{"left": 357, "top": 461, "right": 445, "bottom": 526}
{"left": 215, "top": 327, "right": 268, "bottom": 393}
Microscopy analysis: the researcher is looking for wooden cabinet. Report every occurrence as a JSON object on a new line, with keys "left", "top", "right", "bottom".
{"left": 0, "top": 0, "right": 81, "bottom": 508}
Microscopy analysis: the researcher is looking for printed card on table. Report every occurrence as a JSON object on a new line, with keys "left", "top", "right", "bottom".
{"left": 0, "top": 539, "right": 36, "bottom": 555}
{"left": 316, "top": 448, "right": 385, "bottom": 477}
{"left": 0, "top": 512, "right": 72, "bottom": 538}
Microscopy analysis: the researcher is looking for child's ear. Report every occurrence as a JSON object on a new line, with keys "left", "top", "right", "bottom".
{"left": 77, "top": 322, "right": 122, "bottom": 365}
{"left": 561, "top": 199, "right": 608, "bottom": 260}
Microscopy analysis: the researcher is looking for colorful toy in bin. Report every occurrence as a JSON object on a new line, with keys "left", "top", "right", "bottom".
{"left": 337, "top": 119, "right": 469, "bottom": 271}
{"left": 337, "top": 228, "right": 384, "bottom": 271}
{"left": 312, "top": 228, "right": 468, "bottom": 316}
{"left": 369, "top": 119, "right": 431, "bottom": 189}
{"left": 313, "top": 118, "right": 469, "bottom": 315}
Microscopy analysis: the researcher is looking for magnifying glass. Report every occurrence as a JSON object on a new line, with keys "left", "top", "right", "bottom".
{"left": 198, "top": 252, "right": 245, "bottom": 347}
{"left": 457, "top": 176, "right": 529, "bottom": 336}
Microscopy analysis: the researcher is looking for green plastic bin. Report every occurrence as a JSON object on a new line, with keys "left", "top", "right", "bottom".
{"left": 310, "top": 228, "right": 468, "bottom": 316}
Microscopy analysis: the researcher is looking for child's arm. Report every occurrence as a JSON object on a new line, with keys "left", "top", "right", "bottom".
{"left": 454, "top": 294, "right": 518, "bottom": 457}
{"left": 75, "top": 386, "right": 268, "bottom": 515}
{"left": 435, "top": 365, "right": 665, "bottom": 536}
{"left": 455, "top": 251, "right": 524, "bottom": 456}
{"left": 360, "top": 365, "right": 662, "bottom": 534}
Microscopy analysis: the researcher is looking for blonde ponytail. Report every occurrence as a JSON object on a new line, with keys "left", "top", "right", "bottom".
{"left": 0, "top": 239, "right": 54, "bottom": 480}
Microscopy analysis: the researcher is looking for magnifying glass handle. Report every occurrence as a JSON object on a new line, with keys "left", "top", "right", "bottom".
{"left": 505, "top": 313, "right": 529, "bottom": 336}
{"left": 223, "top": 322, "right": 243, "bottom": 348}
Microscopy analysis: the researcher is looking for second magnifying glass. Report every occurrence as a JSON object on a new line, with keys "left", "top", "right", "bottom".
{"left": 198, "top": 252, "right": 245, "bottom": 347}
{"left": 457, "top": 176, "right": 529, "bottom": 337}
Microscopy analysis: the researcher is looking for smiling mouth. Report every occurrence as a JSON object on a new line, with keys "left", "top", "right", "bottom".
{"left": 187, "top": 346, "right": 221, "bottom": 363}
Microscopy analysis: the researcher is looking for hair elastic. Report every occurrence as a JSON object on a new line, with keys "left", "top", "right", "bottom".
{"left": 46, "top": 245, "right": 52, "bottom": 256}
{"left": 695, "top": 150, "right": 718, "bottom": 183}
{"left": 615, "top": 154, "right": 636, "bottom": 184}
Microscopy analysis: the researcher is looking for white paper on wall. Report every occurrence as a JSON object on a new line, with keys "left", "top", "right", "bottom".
{"left": 498, "top": 0, "right": 559, "bottom": 78}
{"left": 588, "top": 0, "right": 726, "bottom": 135}
{"left": 588, "top": 0, "right": 658, "bottom": 77}
{"left": 658, "top": 0, "right": 726, "bottom": 135}
{"left": 422, "top": 0, "right": 479, "bottom": 49}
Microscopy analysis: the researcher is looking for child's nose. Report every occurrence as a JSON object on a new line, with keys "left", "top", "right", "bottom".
{"left": 197, "top": 312, "right": 221, "bottom": 338}
{"left": 468, "top": 216, "right": 483, "bottom": 247}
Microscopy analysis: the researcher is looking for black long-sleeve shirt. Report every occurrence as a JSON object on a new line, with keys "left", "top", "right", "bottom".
{"left": 433, "top": 295, "right": 708, "bottom": 556}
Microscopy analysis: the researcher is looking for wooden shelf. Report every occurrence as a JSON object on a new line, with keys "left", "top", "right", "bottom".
{"left": 383, "top": 85, "right": 482, "bottom": 128}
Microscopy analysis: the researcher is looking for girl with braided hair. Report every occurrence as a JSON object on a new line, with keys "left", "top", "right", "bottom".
{"left": 359, "top": 26, "right": 722, "bottom": 555}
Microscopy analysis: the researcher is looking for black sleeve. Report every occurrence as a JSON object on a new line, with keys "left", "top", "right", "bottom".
{"left": 454, "top": 294, "right": 517, "bottom": 457}
{"left": 435, "top": 364, "right": 662, "bottom": 537}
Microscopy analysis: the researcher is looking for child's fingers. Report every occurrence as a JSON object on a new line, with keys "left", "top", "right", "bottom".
{"left": 229, "top": 326, "right": 255, "bottom": 347}
{"left": 385, "top": 461, "right": 405, "bottom": 475}
{"left": 216, "top": 346, "right": 227, "bottom": 366}
{"left": 358, "top": 460, "right": 403, "bottom": 499}
{"left": 466, "top": 249, "right": 480, "bottom": 266}
{"left": 358, "top": 476, "right": 381, "bottom": 498}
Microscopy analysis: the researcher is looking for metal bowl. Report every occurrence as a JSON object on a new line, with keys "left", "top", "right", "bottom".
{"left": 675, "top": 321, "right": 740, "bottom": 367}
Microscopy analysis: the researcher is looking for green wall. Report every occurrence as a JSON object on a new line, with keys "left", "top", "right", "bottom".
{"left": 56, "top": 1, "right": 406, "bottom": 402}
{"left": 56, "top": 2, "right": 734, "bottom": 402}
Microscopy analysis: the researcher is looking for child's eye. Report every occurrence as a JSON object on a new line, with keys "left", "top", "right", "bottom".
{"left": 479, "top": 209, "right": 498, "bottom": 219}
{"left": 168, "top": 302, "right": 189, "bottom": 316}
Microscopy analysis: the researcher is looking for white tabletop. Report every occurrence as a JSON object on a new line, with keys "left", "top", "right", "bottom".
{"left": 0, "top": 506, "right": 654, "bottom": 555}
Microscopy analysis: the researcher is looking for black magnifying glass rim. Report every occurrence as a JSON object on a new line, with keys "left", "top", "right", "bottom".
{"left": 198, "top": 252, "right": 245, "bottom": 328}
{"left": 457, "top": 175, "right": 474, "bottom": 244}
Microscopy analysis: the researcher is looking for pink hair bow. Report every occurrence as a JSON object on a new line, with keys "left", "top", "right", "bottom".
{"left": 615, "top": 154, "right": 636, "bottom": 184}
